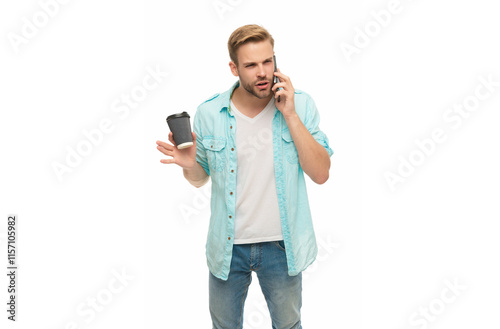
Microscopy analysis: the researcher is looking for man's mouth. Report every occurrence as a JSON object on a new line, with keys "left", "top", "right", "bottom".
{"left": 256, "top": 81, "right": 269, "bottom": 90}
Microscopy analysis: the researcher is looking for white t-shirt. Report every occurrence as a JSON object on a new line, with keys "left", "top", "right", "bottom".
{"left": 231, "top": 98, "right": 283, "bottom": 244}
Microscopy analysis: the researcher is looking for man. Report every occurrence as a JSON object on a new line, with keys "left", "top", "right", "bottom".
{"left": 156, "top": 24, "right": 333, "bottom": 329}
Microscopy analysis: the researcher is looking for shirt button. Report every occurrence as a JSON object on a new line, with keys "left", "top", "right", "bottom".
{"left": 230, "top": 126, "right": 233, "bottom": 129}
{"left": 231, "top": 148, "right": 234, "bottom": 151}
{"left": 228, "top": 237, "right": 231, "bottom": 240}
{"left": 230, "top": 192, "right": 233, "bottom": 195}
{"left": 231, "top": 169, "right": 234, "bottom": 173}
{"left": 211, "top": 145, "right": 213, "bottom": 148}
{"left": 229, "top": 215, "right": 232, "bottom": 219}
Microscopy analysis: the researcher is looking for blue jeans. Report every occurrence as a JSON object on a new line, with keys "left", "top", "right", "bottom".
{"left": 209, "top": 240, "right": 302, "bottom": 329}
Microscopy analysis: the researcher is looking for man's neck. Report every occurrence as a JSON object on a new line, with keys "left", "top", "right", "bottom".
{"left": 231, "top": 85, "right": 273, "bottom": 118}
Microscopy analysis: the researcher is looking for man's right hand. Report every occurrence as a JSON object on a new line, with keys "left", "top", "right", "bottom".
{"left": 156, "top": 132, "right": 198, "bottom": 169}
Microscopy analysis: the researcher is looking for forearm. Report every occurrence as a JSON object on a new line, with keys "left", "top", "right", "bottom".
{"left": 183, "top": 162, "right": 210, "bottom": 188}
{"left": 284, "top": 113, "right": 330, "bottom": 184}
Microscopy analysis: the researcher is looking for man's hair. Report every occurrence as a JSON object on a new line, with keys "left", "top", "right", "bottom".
{"left": 228, "top": 24, "right": 274, "bottom": 67}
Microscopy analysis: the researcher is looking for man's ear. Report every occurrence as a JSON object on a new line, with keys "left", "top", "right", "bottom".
{"left": 229, "top": 61, "right": 239, "bottom": 77}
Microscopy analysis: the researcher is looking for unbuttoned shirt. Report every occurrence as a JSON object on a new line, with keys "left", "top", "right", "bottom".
{"left": 193, "top": 81, "right": 334, "bottom": 280}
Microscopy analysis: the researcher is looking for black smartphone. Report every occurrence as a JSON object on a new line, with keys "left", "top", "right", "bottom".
{"left": 273, "top": 55, "right": 281, "bottom": 102}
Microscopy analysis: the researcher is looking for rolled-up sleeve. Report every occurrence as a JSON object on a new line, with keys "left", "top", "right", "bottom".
{"left": 304, "top": 96, "right": 334, "bottom": 157}
{"left": 193, "top": 109, "right": 210, "bottom": 176}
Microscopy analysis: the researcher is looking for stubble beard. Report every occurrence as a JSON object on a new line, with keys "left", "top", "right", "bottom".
{"left": 240, "top": 78, "right": 272, "bottom": 100}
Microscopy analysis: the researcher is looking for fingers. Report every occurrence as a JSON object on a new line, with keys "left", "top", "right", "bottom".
{"left": 160, "top": 158, "right": 176, "bottom": 164}
{"left": 272, "top": 82, "right": 287, "bottom": 93}
{"left": 272, "top": 70, "right": 294, "bottom": 103}
{"left": 275, "top": 88, "right": 286, "bottom": 99}
{"left": 168, "top": 132, "right": 177, "bottom": 146}
{"left": 158, "top": 144, "right": 175, "bottom": 164}
{"left": 273, "top": 70, "right": 293, "bottom": 92}
{"left": 156, "top": 139, "right": 175, "bottom": 151}
{"left": 156, "top": 139, "right": 175, "bottom": 159}
{"left": 157, "top": 146, "right": 173, "bottom": 156}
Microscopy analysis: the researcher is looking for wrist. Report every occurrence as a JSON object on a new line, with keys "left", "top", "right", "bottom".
{"left": 283, "top": 111, "right": 299, "bottom": 123}
{"left": 183, "top": 159, "right": 197, "bottom": 171}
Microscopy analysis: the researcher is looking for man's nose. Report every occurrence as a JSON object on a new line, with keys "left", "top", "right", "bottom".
{"left": 257, "top": 64, "right": 266, "bottom": 77}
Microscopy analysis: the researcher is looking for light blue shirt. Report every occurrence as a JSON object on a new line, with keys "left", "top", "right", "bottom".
{"left": 193, "top": 81, "right": 333, "bottom": 280}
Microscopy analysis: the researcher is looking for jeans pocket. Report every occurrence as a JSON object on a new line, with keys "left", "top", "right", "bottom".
{"left": 274, "top": 240, "right": 286, "bottom": 252}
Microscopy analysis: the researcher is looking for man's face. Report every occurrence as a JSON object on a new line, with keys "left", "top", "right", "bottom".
{"left": 231, "top": 41, "right": 275, "bottom": 100}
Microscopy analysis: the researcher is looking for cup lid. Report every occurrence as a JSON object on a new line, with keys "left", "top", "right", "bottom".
{"left": 166, "top": 111, "right": 190, "bottom": 122}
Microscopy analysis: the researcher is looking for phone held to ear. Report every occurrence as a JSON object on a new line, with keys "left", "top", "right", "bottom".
{"left": 273, "top": 55, "right": 281, "bottom": 102}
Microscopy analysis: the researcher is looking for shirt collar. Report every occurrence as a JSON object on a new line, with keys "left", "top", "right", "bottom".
{"left": 219, "top": 80, "right": 240, "bottom": 113}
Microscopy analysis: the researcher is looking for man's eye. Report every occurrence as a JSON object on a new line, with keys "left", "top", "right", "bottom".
{"left": 246, "top": 64, "right": 255, "bottom": 67}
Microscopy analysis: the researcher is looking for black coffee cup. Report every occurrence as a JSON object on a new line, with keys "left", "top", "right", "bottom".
{"left": 166, "top": 111, "right": 194, "bottom": 149}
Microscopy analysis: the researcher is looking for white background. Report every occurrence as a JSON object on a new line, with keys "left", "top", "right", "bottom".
{"left": 0, "top": 0, "right": 499, "bottom": 328}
